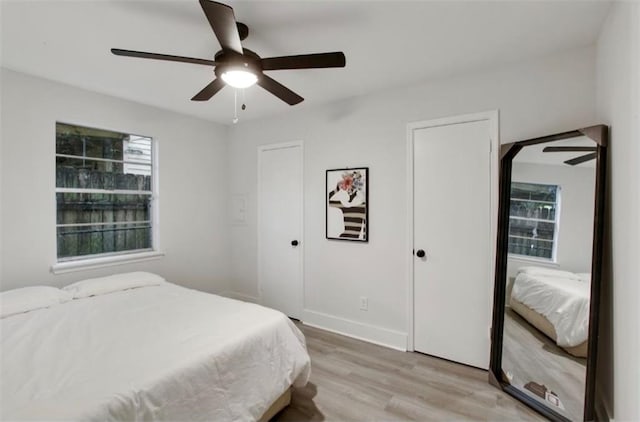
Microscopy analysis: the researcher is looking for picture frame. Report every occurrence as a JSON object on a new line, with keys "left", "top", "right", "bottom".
{"left": 326, "top": 167, "right": 369, "bottom": 242}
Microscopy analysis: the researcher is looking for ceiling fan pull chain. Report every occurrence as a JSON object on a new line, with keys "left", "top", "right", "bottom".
{"left": 233, "top": 88, "right": 239, "bottom": 124}
{"left": 241, "top": 88, "right": 247, "bottom": 111}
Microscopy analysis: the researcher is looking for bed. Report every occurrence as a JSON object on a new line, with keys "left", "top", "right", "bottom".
{"left": 0, "top": 272, "right": 311, "bottom": 421}
{"left": 509, "top": 266, "right": 590, "bottom": 358}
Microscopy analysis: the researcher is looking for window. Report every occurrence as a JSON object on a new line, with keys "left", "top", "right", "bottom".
{"left": 508, "top": 182, "right": 560, "bottom": 261}
{"left": 55, "top": 122, "right": 155, "bottom": 261}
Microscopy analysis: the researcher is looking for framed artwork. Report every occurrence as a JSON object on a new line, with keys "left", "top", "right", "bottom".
{"left": 326, "top": 167, "right": 368, "bottom": 242}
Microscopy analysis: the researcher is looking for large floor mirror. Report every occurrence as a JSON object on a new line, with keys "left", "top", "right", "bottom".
{"left": 489, "top": 125, "right": 607, "bottom": 421}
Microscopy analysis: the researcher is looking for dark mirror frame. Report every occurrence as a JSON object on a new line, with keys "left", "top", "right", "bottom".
{"left": 488, "top": 125, "right": 608, "bottom": 422}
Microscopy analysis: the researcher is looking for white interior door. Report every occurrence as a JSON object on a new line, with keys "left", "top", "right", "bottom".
{"left": 258, "top": 143, "right": 303, "bottom": 319}
{"left": 413, "top": 119, "right": 491, "bottom": 369}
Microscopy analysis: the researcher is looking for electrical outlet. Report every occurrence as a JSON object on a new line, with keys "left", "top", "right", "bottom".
{"left": 360, "top": 296, "right": 368, "bottom": 311}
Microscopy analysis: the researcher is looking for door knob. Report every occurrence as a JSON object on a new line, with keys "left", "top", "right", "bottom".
{"left": 291, "top": 240, "right": 299, "bottom": 247}
{"left": 416, "top": 249, "right": 426, "bottom": 258}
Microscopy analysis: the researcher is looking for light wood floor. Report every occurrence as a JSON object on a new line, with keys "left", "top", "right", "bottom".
{"left": 273, "top": 323, "right": 544, "bottom": 421}
{"left": 503, "top": 308, "right": 586, "bottom": 421}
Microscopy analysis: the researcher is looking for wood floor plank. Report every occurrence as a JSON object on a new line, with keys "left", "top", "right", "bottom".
{"left": 273, "top": 323, "right": 544, "bottom": 421}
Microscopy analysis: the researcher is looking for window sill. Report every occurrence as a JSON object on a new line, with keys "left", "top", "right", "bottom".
{"left": 508, "top": 254, "right": 559, "bottom": 266}
{"left": 51, "top": 251, "right": 165, "bottom": 275}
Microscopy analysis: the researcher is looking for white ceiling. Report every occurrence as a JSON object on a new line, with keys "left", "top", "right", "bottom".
{"left": 1, "top": 0, "right": 612, "bottom": 125}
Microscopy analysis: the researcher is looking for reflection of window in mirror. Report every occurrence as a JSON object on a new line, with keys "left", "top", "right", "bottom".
{"left": 508, "top": 182, "right": 560, "bottom": 262}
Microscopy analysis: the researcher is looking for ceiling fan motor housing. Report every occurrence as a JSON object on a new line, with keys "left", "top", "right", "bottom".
{"left": 213, "top": 48, "right": 262, "bottom": 78}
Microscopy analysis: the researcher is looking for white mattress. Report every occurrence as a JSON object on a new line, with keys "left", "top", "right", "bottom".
{"left": 1, "top": 283, "right": 311, "bottom": 421}
{"left": 511, "top": 270, "right": 590, "bottom": 347}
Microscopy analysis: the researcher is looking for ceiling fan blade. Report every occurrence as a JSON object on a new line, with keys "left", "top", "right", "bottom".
{"left": 261, "top": 52, "right": 346, "bottom": 71}
{"left": 111, "top": 49, "right": 217, "bottom": 66}
{"left": 257, "top": 74, "right": 304, "bottom": 105}
{"left": 564, "top": 152, "right": 597, "bottom": 166}
{"left": 199, "top": 0, "right": 243, "bottom": 55}
{"left": 543, "top": 146, "right": 597, "bottom": 153}
{"left": 191, "top": 78, "right": 225, "bottom": 101}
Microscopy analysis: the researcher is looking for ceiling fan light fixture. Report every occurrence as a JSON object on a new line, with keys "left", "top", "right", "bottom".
{"left": 221, "top": 69, "right": 257, "bottom": 88}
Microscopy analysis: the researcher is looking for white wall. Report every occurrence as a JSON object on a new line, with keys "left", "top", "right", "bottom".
{"left": 0, "top": 3, "right": 3, "bottom": 288}
{"left": 595, "top": 2, "right": 640, "bottom": 421}
{"left": 227, "top": 47, "right": 597, "bottom": 348}
{"left": 507, "top": 162, "right": 596, "bottom": 279}
{"left": 0, "top": 69, "right": 230, "bottom": 293}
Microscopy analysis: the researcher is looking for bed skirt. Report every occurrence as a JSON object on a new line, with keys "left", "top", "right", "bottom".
{"left": 510, "top": 298, "right": 588, "bottom": 358}
{"left": 258, "top": 388, "right": 292, "bottom": 422}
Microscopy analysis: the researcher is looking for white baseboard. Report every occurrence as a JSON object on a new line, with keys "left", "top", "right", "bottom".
{"left": 302, "top": 309, "right": 408, "bottom": 351}
{"left": 222, "top": 291, "right": 260, "bottom": 304}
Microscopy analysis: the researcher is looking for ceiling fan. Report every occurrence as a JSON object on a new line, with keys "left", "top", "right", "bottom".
{"left": 542, "top": 146, "right": 597, "bottom": 166}
{"left": 111, "top": 0, "right": 346, "bottom": 105}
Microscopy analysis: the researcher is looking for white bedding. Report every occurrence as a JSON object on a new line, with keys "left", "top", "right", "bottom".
{"left": 511, "top": 270, "right": 590, "bottom": 347}
{"left": 1, "top": 283, "right": 311, "bottom": 421}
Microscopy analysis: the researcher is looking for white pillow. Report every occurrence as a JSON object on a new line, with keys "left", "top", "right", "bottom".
{"left": 517, "top": 266, "right": 581, "bottom": 281}
{"left": 0, "top": 286, "right": 72, "bottom": 318}
{"left": 62, "top": 271, "right": 167, "bottom": 299}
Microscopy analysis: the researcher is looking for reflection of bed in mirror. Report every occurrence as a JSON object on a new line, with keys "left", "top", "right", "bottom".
{"left": 509, "top": 266, "right": 590, "bottom": 358}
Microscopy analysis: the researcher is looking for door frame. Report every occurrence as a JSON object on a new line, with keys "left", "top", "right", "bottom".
{"left": 257, "top": 140, "right": 305, "bottom": 319}
{"left": 405, "top": 111, "right": 499, "bottom": 352}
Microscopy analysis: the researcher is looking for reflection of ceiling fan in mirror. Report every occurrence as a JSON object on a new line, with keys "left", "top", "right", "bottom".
{"left": 542, "top": 146, "right": 597, "bottom": 166}
{"left": 111, "top": 0, "right": 346, "bottom": 105}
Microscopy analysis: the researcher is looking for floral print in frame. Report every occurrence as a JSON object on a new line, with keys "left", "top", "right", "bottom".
{"left": 326, "top": 167, "right": 368, "bottom": 242}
